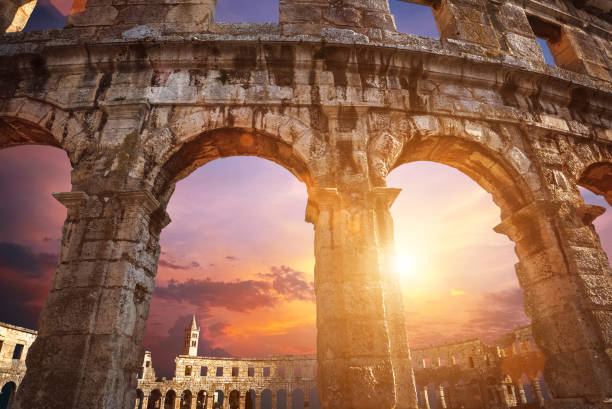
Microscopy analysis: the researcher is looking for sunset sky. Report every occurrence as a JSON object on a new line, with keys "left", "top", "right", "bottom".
{"left": 1, "top": 0, "right": 596, "bottom": 377}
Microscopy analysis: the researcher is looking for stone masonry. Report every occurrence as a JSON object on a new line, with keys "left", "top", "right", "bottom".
{"left": 0, "top": 0, "right": 612, "bottom": 408}
{"left": 0, "top": 323, "right": 36, "bottom": 409}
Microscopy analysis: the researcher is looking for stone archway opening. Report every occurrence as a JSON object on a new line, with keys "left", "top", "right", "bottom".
{"left": 0, "top": 382, "right": 16, "bottom": 409}
{"left": 578, "top": 162, "right": 612, "bottom": 259}
{"left": 0, "top": 145, "right": 71, "bottom": 327}
{"left": 143, "top": 126, "right": 317, "bottom": 404}
{"left": 387, "top": 160, "right": 527, "bottom": 343}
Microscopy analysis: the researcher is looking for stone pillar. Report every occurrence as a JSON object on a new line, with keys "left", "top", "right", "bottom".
{"left": 438, "top": 385, "right": 447, "bottom": 409}
{"left": 373, "top": 187, "right": 419, "bottom": 409}
{"left": 191, "top": 394, "right": 198, "bottom": 409}
{"left": 142, "top": 396, "right": 150, "bottom": 409}
{"left": 532, "top": 379, "right": 545, "bottom": 408}
{"left": 495, "top": 199, "right": 612, "bottom": 404}
{"left": 287, "top": 390, "right": 293, "bottom": 409}
{"left": 1, "top": 0, "right": 37, "bottom": 32}
{"left": 421, "top": 388, "right": 431, "bottom": 409}
{"left": 515, "top": 384, "right": 527, "bottom": 406}
{"left": 307, "top": 187, "right": 397, "bottom": 409}
{"left": 13, "top": 190, "right": 167, "bottom": 409}
{"left": 271, "top": 391, "right": 277, "bottom": 409}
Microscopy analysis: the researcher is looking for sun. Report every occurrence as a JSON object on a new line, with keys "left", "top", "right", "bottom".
{"left": 394, "top": 252, "right": 415, "bottom": 278}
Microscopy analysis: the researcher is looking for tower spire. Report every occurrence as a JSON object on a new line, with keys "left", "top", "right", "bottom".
{"left": 183, "top": 314, "right": 200, "bottom": 356}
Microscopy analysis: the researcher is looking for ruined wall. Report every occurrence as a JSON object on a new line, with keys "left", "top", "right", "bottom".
{"left": 0, "top": 323, "right": 36, "bottom": 390}
{"left": 0, "top": 1, "right": 611, "bottom": 409}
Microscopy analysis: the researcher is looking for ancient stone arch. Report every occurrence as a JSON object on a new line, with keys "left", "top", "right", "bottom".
{"left": 1, "top": 0, "right": 611, "bottom": 408}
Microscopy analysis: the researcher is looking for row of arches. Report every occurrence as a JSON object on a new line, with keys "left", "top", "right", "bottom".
{"left": 1, "top": 96, "right": 611, "bottom": 409}
{"left": 416, "top": 374, "right": 550, "bottom": 409}
{"left": 137, "top": 388, "right": 320, "bottom": 409}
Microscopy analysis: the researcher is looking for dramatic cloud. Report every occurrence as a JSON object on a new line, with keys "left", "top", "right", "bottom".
{"left": 0, "top": 244, "right": 57, "bottom": 329}
{"left": 0, "top": 242, "right": 58, "bottom": 278}
{"left": 154, "top": 265, "right": 314, "bottom": 313}
{"left": 259, "top": 265, "right": 315, "bottom": 302}
{"left": 143, "top": 315, "right": 230, "bottom": 378}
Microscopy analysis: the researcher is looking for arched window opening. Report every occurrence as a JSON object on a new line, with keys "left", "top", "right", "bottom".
{"left": 196, "top": 391, "right": 207, "bottom": 409}
{"left": 388, "top": 1, "right": 439, "bottom": 38}
{"left": 0, "top": 382, "right": 16, "bottom": 409}
{"left": 389, "top": 160, "right": 537, "bottom": 406}
{"left": 526, "top": 15, "right": 562, "bottom": 67}
{"left": 180, "top": 391, "right": 192, "bottom": 409}
{"left": 309, "top": 387, "right": 321, "bottom": 409}
{"left": 143, "top": 154, "right": 316, "bottom": 381}
{"left": 260, "top": 389, "right": 272, "bottom": 409}
{"left": 215, "top": 0, "right": 278, "bottom": 23}
{"left": 291, "top": 389, "right": 304, "bottom": 409}
{"left": 134, "top": 390, "right": 144, "bottom": 409}
{"left": 245, "top": 390, "right": 255, "bottom": 409}
{"left": 277, "top": 389, "right": 287, "bottom": 409}
{"left": 213, "top": 390, "right": 224, "bottom": 409}
{"left": 164, "top": 390, "right": 176, "bottom": 409}
{"left": 228, "top": 390, "right": 240, "bottom": 409}
{"left": 0, "top": 144, "right": 71, "bottom": 362}
{"left": 578, "top": 163, "right": 612, "bottom": 263}
{"left": 389, "top": 161, "right": 526, "bottom": 347}
{"left": 147, "top": 390, "right": 162, "bottom": 409}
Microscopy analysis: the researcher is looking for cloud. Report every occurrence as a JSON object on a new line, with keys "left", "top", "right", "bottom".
{"left": 0, "top": 243, "right": 57, "bottom": 329}
{"left": 143, "top": 315, "right": 230, "bottom": 378}
{"left": 258, "top": 265, "right": 315, "bottom": 302}
{"left": 405, "top": 287, "right": 529, "bottom": 348}
{"left": 154, "top": 265, "right": 314, "bottom": 313}
{"left": 0, "top": 242, "right": 58, "bottom": 278}
{"left": 225, "top": 255, "right": 238, "bottom": 261}
{"left": 158, "top": 259, "right": 200, "bottom": 270}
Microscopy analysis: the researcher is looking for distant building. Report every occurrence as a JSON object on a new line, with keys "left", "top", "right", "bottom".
{"left": 0, "top": 319, "right": 549, "bottom": 409}
{"left": 0, "top": 322, "right": 37, "bottom": 409}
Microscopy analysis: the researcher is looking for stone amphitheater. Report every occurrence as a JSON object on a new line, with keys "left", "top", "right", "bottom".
{"left": 0, "top": 0, "right": 611, "bottom": 408}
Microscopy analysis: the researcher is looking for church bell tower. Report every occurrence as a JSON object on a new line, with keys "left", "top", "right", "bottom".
{"left": 183, "top": 314, "right": 200, "bottom": 356}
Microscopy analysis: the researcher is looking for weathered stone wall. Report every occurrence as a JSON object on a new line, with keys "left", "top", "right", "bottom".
{"left": 137, "top": 354, "right": 318, "bottom": 409}
{"left": 0, "top": 322, "right": 37, "bottom": 402}
{"left": 0, "top": 1, "right": 611, "bottom": 409}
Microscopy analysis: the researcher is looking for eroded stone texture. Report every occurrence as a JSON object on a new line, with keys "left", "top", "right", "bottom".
{"left": 1, "top": 0, "right": 36, "bottom": 33}
{"left": 0, "top": 0, "right": 611, "bottom": 408}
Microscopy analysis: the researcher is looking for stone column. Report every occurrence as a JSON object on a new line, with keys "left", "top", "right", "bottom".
{"left": 142, "top": 396, "right": 150, "bottom": 409}
{"left": 421, "top": 388, "right": 431, "bottom": 409}
{"left": 373, "top": 187, "right": 419, "bottom": 409}
{"left": 532, "top": 379, "right": 545, "bottom": 408}
{"left": 1, "top": 0, "right": 37, "bottom": 32}
{"left": 191, "top": 394, "right": 198, "bottom": 409}
{"left": 495, "top": 199, "right": 612, "bottom": 404}
{"left": 271, "top": 391, "right": 277, "bottom": 409}
{"left": 307, "top": 187, "right": 397, "bottom": 409}
{"left": 13, "top": 190, "right": 167, "bottom": 409}
{"left": 515, "top": 384, "right": 527, "bottom": 406}
{"left": 438, "top": 385, "right": 447, "bottom": 409}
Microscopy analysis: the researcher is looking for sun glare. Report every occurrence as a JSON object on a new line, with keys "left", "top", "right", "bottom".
{"left": 394, "top": 252, "right": 415, "bottom": 278}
